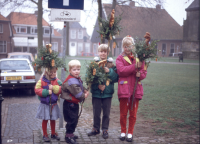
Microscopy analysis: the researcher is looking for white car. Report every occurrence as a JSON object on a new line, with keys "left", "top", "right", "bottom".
{"left": 0, "top": 58, "right": 36, "bottom": 95}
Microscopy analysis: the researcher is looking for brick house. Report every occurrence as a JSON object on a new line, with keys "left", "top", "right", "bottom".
{"left": 6, "top": 12, "right": 62, "bottom": 57}
{"left": 91, "top": 2, "right": 183, "bottom": 57}
{"left": 58, "top": 22, "right": 91, "bottom": 56}
{"left": 0, "top": 14, "right": 13, "bottom": 59}
{"left": 182, "top": 0, "right": 199, "bottom": 59}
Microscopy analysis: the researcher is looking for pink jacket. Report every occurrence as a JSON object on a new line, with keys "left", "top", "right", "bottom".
{"left": 116, "top": 54, "right": 147, "bottom": 100}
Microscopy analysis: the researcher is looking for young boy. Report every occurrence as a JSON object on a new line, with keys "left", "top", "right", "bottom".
{"left": 61, "top": 60, "right": 89, "bottom": 144}
{"left": 87, "top": 44, "right": 118, "bottom": 139}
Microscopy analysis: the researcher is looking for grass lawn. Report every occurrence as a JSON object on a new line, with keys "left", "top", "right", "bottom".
{"left": 57, "top": 58, "right": 199, "bottom": 135}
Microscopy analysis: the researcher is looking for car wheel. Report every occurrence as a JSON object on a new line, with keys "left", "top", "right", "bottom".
{"left": 30, "top": 88, "right": 35, "bottom": 95}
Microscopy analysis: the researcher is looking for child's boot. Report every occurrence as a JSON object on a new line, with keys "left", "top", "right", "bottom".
{"left": 87, "top": 128, "right": 100, "bottom": 136}
{"left": 43, "top": 134, "right": 51, "bottom": 142}
{"left": 102, "top": 130, "right": 109, "bottom": 139}
{"left": 51, "top": 132, "right": 60, "bottom": 140}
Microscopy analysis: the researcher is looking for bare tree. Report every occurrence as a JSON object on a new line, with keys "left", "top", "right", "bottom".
{"left": 0, "top": 0, "right": 48, "bottom": 49}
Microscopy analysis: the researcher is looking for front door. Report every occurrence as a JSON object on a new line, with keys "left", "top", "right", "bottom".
{"left": 69, "top": 42, "right": 77, "bottom": 56}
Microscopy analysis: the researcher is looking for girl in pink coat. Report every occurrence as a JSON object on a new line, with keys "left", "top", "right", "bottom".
{"left": 116, "top": 35, "right": 147, "bottom": 142}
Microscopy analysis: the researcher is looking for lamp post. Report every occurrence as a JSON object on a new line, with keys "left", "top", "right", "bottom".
{"left": 50, "top": 24, "right": 52, "bottom": 44}
{"left": 48, "top": 14, "right": 52, "bottom": 44}
{"left": 0, "top": 67, "right": 4, "bottom": 143}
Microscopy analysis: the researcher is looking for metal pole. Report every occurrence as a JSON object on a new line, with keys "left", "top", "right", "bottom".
{"left": 50, "top": 24, "right": 52, "bottom": 44}
{"left": 0, "top": 69, "right": 4, "bottom": 143}
{"left": 59, "top": 21, "right": 67, "bottom": 129}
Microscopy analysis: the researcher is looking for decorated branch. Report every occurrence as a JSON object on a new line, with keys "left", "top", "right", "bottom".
{"left": 97, "top": 9, "right": 122, "bottom": 47}
{"left": 134, "top": 32, "right": 160, "bottom": 68}
{"left": 32, "top": 44, "right": 67, "bottom": 73}
{"left": 85, "top": 61, "right": 111, "bottom": 89}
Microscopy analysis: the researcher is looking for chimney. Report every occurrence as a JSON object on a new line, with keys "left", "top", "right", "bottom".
{"left": 129, "top": 1, "right": 135, "bottom": 8}
{"left": 156, "top": 4, "right": 161, "bottom": 10}
{"left": 34, "top": 11, "right": 38, "bottom": 17}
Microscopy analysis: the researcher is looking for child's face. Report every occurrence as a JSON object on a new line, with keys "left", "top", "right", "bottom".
{"left": 49, "top": 68, "right": 57, "bottom": 79}
{"left": 98, "top": 50, "right": 108, "bottom": 60}
{"left": 123, "top": 43, "right": 133, "bottom": 56}
{"left": 69, "top": 66, "right": 80, "bottom": 78}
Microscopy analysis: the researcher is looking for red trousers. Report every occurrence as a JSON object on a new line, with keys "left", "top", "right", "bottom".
{"left": 42, "top": 120, "right": 56, "bottom": 136}
{"left": 120, "top": 98, "right": 139, "bottom": 134}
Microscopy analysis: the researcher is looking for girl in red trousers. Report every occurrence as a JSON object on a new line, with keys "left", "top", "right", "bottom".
{"left": 35, "top": 67, "right": 62, "bottom": 142}
{"left": 116, "top": 35, "right": 147, "bottom": 142}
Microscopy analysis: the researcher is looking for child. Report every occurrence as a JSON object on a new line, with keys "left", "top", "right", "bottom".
{"left": 87, "top": 44, "right": 118, "bottom": 139}
{"left": 116, "top": 35, "right": 147, "bottom": 142}
{"left": 35, "top": 67, "right": 62, "bottom": 142}
{"left": 62, "top": 60, "right": 89, "bottom": 144}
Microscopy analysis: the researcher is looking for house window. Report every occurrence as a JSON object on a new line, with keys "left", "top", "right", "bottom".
{"left": 0, "top": 41, "right": 6, "bottom": 53}
{"left": 15, "top": 26, "right": 27, "bottom": 33}
{"left": 78, "top": 43, "right": 83, "bottom": 56}
{"left": 162, "top": 43, "right": 166, "bottom": 55}
{"left": 0, "top": 24, "right": 3, "bottom": 33}
{"left": 51, "top": 42, "right": 58, "bottom": 52}
{"left": 44, "top": 28, "right": 50, "bottom": 35}
{"left": 93, "top": 44, "right": 97, "bottom": 54}
{"left": 170, "top": 44, "right": 174, "bottom": 53}
{"left": 85, "top": 43, "right": 90, "bottom": 53}
{"left": 14, "top": 47, "right": 22, "bottom": 52}
{"left": 31, "top": 27, "right": 37, "bottom": 34}
{"left": 71, "top": 30, "right": 76, "bottom": 39}
{"left": 78, "top": 30, "right": 83, "bottom": 39}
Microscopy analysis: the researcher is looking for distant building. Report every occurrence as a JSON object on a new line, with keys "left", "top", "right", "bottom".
{"left": 91, "top": 2, "right": 183, "bottom": 57}
{"left": 6, "top": 12, "right": 62, "bottom": 57}
{"left": 58, "top": 22, "right": 91, "bottom": 56}
{"left": 182, "top": 0, "right": 199, "bottom": 59}
{"left": 0, "top": 14, "right": 13, "bottom": 59}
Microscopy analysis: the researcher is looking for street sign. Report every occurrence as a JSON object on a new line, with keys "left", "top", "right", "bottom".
{"left": 50, "top": 9, "right": 81, "bottom": 22}
{"left": 48, "top": 0, "right": 84, "bottom": 10}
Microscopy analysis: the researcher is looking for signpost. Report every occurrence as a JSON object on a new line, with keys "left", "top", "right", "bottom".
{"left": 48, "top": 0, "right": 84, "bottom": 10}
{"left": 50, "top": 9, "right": 81, "bottom": 22}
{"left": 48, "top": 0, "right": 84, "bottom": 129}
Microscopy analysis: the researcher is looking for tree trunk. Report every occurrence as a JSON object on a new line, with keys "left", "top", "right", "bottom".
{"left": 37, "top": 0, "right": 43, "bottom": 49}
{"left": 97, "top": 0, "right": 105, "bottom": 44}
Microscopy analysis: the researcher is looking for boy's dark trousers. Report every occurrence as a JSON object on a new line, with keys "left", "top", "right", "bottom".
{"left": 92, "top": 97, "right": 112, "bottom": 131}
{"left": 63, "top": 100, "right": 79, "bottom": 134}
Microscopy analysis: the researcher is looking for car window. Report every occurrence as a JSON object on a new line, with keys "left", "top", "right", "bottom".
{"left": 0, "top": 60, "right": 31, "bottom": 70}
{"left": 10, "top": 55, "right": 32, "bottom": 62}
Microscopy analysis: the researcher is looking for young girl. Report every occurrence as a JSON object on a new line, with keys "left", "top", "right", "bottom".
{"left": 116, "top": 35, "right": 147, "bottom": 142}
{"left": 35, "top": 67, "right": 62, "bottom": 142}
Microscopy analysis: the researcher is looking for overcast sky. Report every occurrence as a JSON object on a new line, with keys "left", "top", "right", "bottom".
{"left": 1, "top": 0, "right": 194, "bottom": 36}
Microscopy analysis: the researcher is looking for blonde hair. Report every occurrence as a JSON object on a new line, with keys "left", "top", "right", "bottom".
{"left": 122, "top": 36, "right": 135, "bottom": 47}
{"left": 98, "top": 44, "right": 110, "bottom": 53}
{"left": 68, "top": 60, "right": 81, "bottom": 70}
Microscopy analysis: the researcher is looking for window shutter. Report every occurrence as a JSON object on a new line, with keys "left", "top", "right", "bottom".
{"left": 27, "top": 27, "right": 31, "bottom": 34}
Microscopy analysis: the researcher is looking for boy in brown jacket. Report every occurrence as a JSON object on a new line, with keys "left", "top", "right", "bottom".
{"left": 61, "top": 60, "right": 89, "bottom": 144}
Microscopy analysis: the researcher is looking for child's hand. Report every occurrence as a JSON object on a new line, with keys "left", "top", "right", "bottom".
{"left": 104, "top": 67, "right": 110, "bottom": 73}
{"left": 49, "top": 90, "right": 52, "bottom": 95}
{"left": 85, "top": 91, "right": 89, "bottom": 98}
{"left": 49, "top": 84, "right": 53, "bottom": 90}
{"left": 98, "top": 85, "right": 105, "bottom": 91}
{"left": 136, "top": 72, "right": 140, "bottom": 77}
{"left": 84, "top": 90, "right": 88, "bottom": 93}
{"left": 135, "top": 62, "right": 143, "bottom": 69}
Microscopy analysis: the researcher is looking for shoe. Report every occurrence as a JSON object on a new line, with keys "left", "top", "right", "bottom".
{"left": 119, "top": 135, "right": 125, "bottom": 141}
{"left": 51, "top": 133, "right": 60, "bottom": 140}
{"left": 87, "top": 128, "right": 100, "bottom": 136}
{"left": 126, "top": 136, "right": 133, "bottom": 142}
{"left": 102, "top": 130, "right": 108, "bottom": 139}
{"left": 74, "top": 134, "right": 78, "bottom": 139}
{"left": 43, "top": 134, "right": 51, "bottom": 142}
{"left": 65, "top": 136, "right": 77, "bottom": 144}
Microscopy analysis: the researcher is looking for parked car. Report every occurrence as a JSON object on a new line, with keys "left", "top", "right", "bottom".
{"left": 7, "top": 52, "right": 35, "bottom": 62}
{"left": 0, "top": 58, "right": 36, "bottom": 95}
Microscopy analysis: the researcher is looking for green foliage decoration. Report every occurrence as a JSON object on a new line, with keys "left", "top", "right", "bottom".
{"left": 134, "top": 37, "right": 160, "bottom": 66}
{"left": 85, "top": 61, "right": 111, "bottom": 88}
{"left": 97, "top": 14, "right": 122, "bottom": 43}
{"left": 32, "top": 47, "right": 67, "bottom": 72}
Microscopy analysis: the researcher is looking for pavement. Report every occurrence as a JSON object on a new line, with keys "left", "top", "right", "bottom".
{"left": 1, "top": 61, "right": 199, "bottom": 144}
